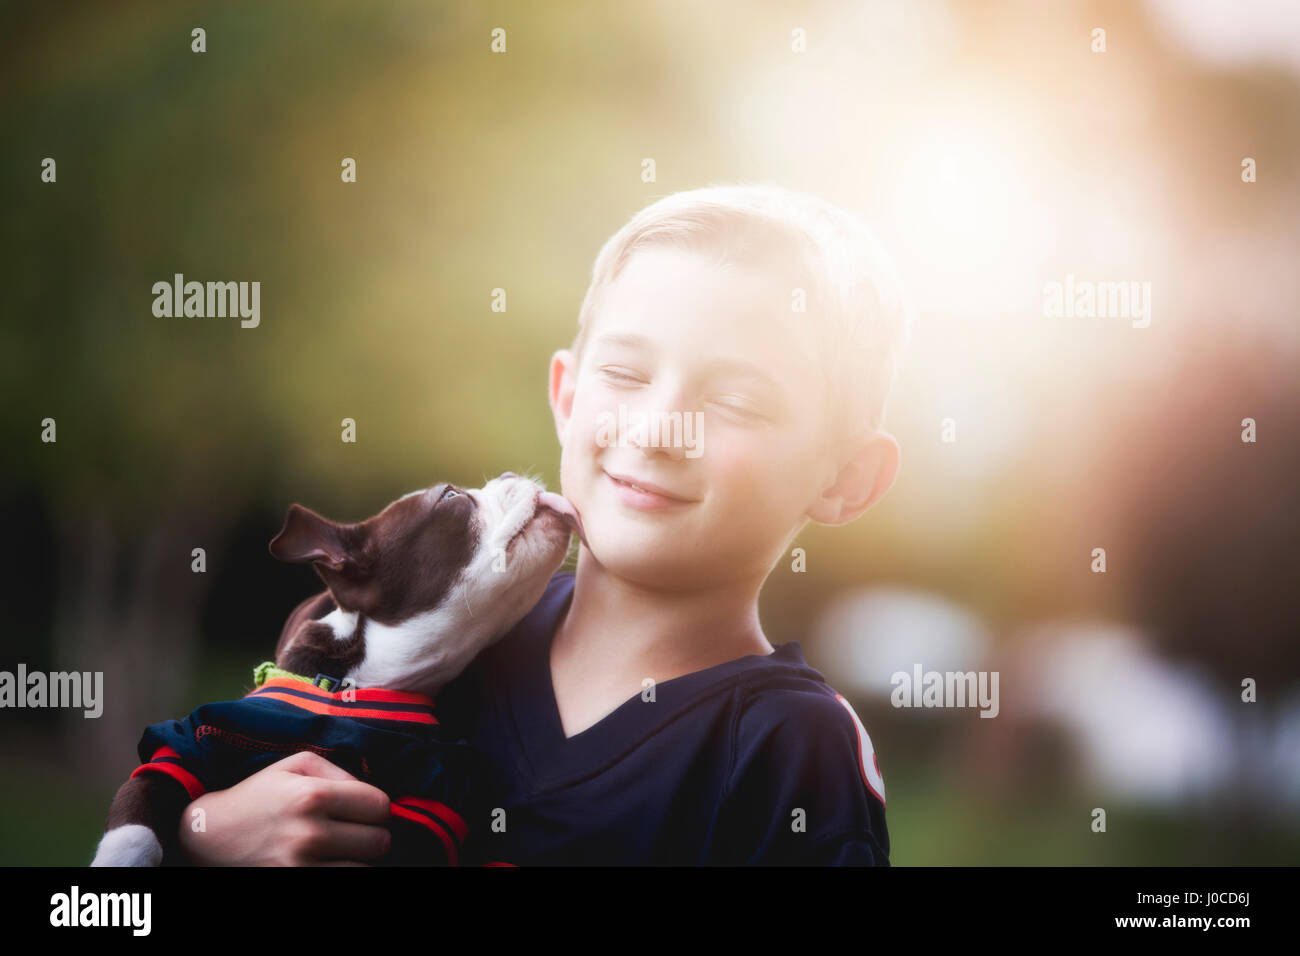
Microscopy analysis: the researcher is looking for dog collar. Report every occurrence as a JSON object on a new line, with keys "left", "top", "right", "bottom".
{"left": 248, "top": 661, "right": 438, "bottom": 724}
{"left": 252, "top": 660, "right": 346, "bottom": 693}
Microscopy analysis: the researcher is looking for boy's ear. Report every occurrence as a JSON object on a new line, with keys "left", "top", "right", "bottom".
{"left": 548, "top": 348, "right": 578, "bottom": 446}
{"left": 805, "top": 431, "right": 900, "bottom": 526}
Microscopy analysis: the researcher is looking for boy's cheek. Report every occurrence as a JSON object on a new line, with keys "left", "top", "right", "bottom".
{"left": 715, "top": 454, "right": 818, "bottom": 532}
{"left": 568, "top": 396, "right": 615, "bottom": 450}
{"left": 707, "top": 465, "right": 786, "bottom": 533}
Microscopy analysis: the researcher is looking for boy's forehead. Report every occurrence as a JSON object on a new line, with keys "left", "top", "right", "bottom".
{"left": 593, "top": 245, "right": 822, "bottom": 371}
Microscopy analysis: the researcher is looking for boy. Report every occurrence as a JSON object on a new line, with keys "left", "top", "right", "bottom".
{"left": 174, "top": 183, "right": 908, "bottom": 866}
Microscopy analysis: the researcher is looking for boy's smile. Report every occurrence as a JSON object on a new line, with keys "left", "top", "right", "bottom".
{"left": 549, "top": 244, "right": 853, "bottom": 590}
{"left": 602, "top": 467, "right": 701, "bottom": 510}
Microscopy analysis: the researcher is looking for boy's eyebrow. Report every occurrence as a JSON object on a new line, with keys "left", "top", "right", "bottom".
{"left": 593, "top": 332, "right": 786, "bottom": 395}
{"left": 592, "top": 332, "right": 653, "bottom": 351}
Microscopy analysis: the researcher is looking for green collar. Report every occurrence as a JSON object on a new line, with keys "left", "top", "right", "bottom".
{"left": 252, "top": 661, "right": 346, "bottom": 692}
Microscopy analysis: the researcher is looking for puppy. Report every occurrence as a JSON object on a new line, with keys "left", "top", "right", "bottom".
{"left": 90, "top": 472, "right": 584, "bottom": 866}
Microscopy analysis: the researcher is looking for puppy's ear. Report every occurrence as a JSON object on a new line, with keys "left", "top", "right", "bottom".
{"left": 269, "top": 504, "right": 360, "bottom": 571}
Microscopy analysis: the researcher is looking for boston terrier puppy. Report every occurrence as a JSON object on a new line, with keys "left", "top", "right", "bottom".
{"left": 90, "top": 472, "right": 584, "bottom": 867}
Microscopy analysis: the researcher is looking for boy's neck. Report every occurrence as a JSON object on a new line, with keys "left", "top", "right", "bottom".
{"left": 553, "top": 550, "right": 775, "bottom": 687}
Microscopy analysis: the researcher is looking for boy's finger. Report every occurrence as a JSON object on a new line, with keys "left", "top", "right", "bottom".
{"left": 311, "top": 778, "right": 393, "bottom": 824}
{"left": 312, "top": 860, "right": 374, "bottom": 867}
{"left": 311, "top": 818, "right": 392, "bottom": 861}
{"left": 274, "top": 750, "right": 360, "bottom": 781}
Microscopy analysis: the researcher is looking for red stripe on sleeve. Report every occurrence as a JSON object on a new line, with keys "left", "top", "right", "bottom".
{"left": 391, "top": 796, "right": 468, "bottom": 842}
{"left": 390, "top": 803, "right": 458, "bottom": 866}
{"left": 130, "top": 759, "right": 206, "bottom": 801}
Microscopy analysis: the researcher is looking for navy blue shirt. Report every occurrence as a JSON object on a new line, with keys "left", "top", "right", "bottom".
{"left": 437, "top": 571, "right": 890, "bottom": 866}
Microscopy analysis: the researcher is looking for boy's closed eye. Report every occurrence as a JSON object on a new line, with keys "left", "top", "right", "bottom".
{"left": 597, "top": 365, "right": 775, "bottom": 424}
{"left": 707, "top": 394, "right": 768, "bottom": 422}
{"left": 597, "top": 365, "right": 646, "bottom": 386}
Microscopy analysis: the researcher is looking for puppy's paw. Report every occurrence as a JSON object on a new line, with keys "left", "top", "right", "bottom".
{"left": 90, "top": 825, "right": 164, "bottom": 867}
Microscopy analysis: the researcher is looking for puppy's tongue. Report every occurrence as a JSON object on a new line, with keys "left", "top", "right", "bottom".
{"left": 537, "top": 492, "right": 587, "bottom": 547}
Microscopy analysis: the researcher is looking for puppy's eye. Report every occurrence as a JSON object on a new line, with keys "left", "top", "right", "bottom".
{"left": 438, "top": 487, "right": 461, "bottom": 502}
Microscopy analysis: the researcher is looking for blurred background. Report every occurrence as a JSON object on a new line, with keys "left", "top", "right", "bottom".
{"left": 2, "top": 0, "right": 1297, "bottom": 864}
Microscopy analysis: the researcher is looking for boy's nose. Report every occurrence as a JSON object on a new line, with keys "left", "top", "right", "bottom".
{"left": 638, "top": 441, "right": 685, "bottom": 462}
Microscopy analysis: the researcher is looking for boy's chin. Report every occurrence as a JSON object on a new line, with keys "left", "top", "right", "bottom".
{"left": 583, "top": 533, "right": 695, "bottom": 584}
{"left": 583, "top": 530, "right": 756, "bottom": 590}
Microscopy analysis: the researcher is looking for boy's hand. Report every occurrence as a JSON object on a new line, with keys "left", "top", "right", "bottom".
{"left": 176, "top": 751, "right": 392, "bottom": 866}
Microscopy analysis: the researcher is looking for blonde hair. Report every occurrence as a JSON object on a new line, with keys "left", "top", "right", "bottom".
{"left": 572, "top": 182, "right": 910, "bottom": 448}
